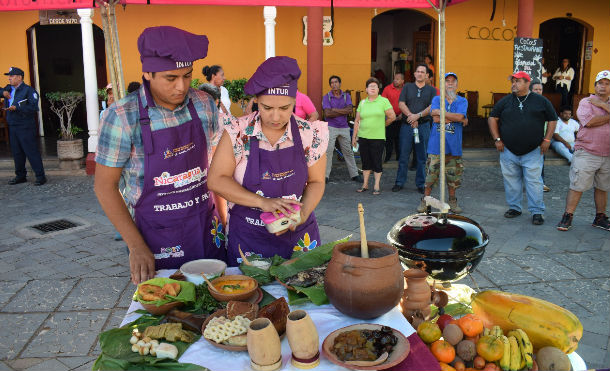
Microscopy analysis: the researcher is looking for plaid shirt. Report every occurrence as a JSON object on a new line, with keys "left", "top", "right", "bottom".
{"left": 95, "top": 86, "right": 221, "bottom": 209}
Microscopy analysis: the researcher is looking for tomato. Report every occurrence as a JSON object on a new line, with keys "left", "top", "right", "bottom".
{"left": 437, "top": 314, "right": 455, "bottom": 331}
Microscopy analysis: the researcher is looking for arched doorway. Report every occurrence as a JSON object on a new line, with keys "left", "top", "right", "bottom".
{"left": 26, "top": 22, "right": 107, "bottom": 139}
{"left": 539, "top": 18, "right": 592, "bottom": 97}
{"left": 371, "top": 9, "right": 436, "bottom": 88}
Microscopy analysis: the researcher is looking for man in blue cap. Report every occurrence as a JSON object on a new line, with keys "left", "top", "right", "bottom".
{"left": 2, "top": 67, "right": 46, "bottom": 185}
{"left": 417, "top": 72, "right": 468, "bottom": 213}
{"left": 94, "top": 26, "right": 226, "bottom": 284}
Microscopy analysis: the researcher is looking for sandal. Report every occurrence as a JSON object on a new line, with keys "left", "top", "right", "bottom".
{"left": 356, "top": 187, "right": 368, "bottom": 193}
{"left": 372, "top": 189, "right": 381, "bottom": 195}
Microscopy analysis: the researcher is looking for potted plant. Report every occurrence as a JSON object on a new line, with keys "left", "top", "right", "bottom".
{"left": 224, "top": 78, "right": 251, "bottom": 114}
{"left": 46, "top": 91, "right": 85, "bottom": 167}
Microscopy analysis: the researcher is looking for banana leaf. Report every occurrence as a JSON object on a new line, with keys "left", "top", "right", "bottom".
{"left": 134, "top": 278, "right": 195, "bottom": 306}
{"left": 270, "top": 236, "right": 351, "bottom": 281}
{"left": 287, "top": 284, "right": 329, "bottom": 305}
{"left": 239, "top": 255, "right": 285, "bottom": 285}
{"left": 93, "top": 315, "right": 204, "bottom": 371}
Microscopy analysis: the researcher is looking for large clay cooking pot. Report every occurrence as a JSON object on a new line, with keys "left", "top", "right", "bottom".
{"left": 324, "top": 241, "right": 404, "bottom": 319}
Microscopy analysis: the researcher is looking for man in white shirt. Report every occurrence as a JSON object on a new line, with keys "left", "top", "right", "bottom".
{"left": 551, "top": 106, "right": 579, "bottom": 163}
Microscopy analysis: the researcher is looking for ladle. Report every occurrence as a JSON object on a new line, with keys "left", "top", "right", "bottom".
{"left": 200, "top": 272, "right": 221, "bottom": 293}
{"left": 345, "top": 351, "right": 388, "bottom": 366}
{"left": 357, "top": 203, "right": 369, "bottom": 258}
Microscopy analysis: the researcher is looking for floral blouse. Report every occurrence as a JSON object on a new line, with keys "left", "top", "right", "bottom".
{"left": 221, "top": 112, "right": 329, "bottom": 186}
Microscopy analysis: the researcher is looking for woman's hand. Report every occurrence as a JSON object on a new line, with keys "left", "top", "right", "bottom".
{"left": 259, "top": 197, "right": 303, "bottom": 219}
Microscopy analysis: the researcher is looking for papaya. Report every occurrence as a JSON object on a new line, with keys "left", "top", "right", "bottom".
{"left": 471, "top": 290, "right": 582, "bottom": 353}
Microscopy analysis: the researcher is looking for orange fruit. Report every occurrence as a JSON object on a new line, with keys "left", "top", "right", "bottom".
{"left": 430, "top": 340, "right": 456, "bottom": 364}
{"left": 417, "top": 321, "right": 442, "bottom": 344}
{"left": 457, "top": 314, "right": 484, "bottom": 337}
{"left": 439, "top": 362, "right": 457, "bottom": 371}
{"left": 476, "top": 335, "right": 504, "bottom": 362}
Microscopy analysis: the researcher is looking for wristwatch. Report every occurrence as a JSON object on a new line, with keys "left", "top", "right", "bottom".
{"left": 495, "top": 137, "right": 502, "bottom": 142}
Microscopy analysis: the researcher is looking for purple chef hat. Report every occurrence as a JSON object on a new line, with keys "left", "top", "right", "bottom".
{"left": 138, "top": 26, "right": 209, "bottom": 72}
{"left": 244, "top": 56, "right": 301, "bottom": 97}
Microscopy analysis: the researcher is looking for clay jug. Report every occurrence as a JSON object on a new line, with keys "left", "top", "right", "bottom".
{"left": 401, "top": 269, "right": 432, "bottom": 319}
{"left": 247, "top": 318, "right": 282, "bottom": 371}
{"left": 286, "top": 310, "right": 320, "bottom": 369}
{"left": 324, "top": 241, "right": 404, "bottom": 319}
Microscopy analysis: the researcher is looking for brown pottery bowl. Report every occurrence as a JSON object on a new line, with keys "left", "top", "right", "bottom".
{"left": 322, "top": 323, "right": 410, "bottom": 370}
{"left": 202, "top": 309, "right": 248, "bottom": 352}
{"left": 140, "top": 300, "right": 184, "bottom": 316}
{"left": 209, "top": 275, "right": 259, "bottom": 302}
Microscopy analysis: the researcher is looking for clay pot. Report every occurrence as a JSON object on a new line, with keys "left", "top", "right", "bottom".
{"left": 400, "top": 269, "right": 432, "bottom": 319}
{"left": 286, "top": 310, "right": 320, "bottom": 369}
{"left": 324, "top": 241, "right": 404, "bottom": 319}
{"left": 247, "top": 318, "right": 282, "bottom": 371}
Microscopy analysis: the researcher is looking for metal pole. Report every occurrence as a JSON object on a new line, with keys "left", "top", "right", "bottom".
{"left": 438, "top": 0, "right": 447, "bottom": 209}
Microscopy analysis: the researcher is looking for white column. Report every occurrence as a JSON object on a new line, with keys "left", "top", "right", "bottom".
{"left": 263, "top": 6, "right": 277, "bottom": 60}
{"left": 78, "top": 8, "right": 100, "bottom": 153}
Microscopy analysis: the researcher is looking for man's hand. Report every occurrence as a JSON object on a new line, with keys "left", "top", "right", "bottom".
{"left": 494, "top": 139, "right": 504, "bottom": 152}
{"left": 128, "top": 243, "right": 156, "bottom": 285}
{"left": 406, "top": 113, "right": 419, "bottom": 124}
{"left": 5, "top": 105, "right": 16, "bottom": 111}
{"left": 2, "top": 91, "right": 10, "bottom": 99}
{"left": 564, "top": 142, "right": 572, "bottom": 151}
{"left": 540, "top": 140, "right": 551, "bottom": 154}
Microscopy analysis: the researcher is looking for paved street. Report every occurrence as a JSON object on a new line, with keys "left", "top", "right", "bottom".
{"left": 0, "top": 160, "right": 608, "bottom": 370}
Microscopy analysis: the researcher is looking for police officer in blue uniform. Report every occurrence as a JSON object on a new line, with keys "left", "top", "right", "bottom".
{"left": 2, "top": 67, "right": 46, "bottom": 185}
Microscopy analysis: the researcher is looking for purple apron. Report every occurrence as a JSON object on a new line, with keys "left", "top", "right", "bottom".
{"left": 134, "top": 85, "right": 226, "bottom": 270}
{"left": 227, "top": 116, "right": 320, "bottom": 266}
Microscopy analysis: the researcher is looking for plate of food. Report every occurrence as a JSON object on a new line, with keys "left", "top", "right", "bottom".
{"left": 135, "top": 278, "right": 196, "bottom": 315}
{"left": 209, "top": 275, "right": 259, "bottom": 302}
{"left": 202, "top": 301, "right": 259, "bottom": 351}
{"left": 322, "top": 324, "right": 410, "bottom": 370}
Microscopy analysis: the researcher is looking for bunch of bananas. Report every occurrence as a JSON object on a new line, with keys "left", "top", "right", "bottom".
{"left": 499, "top": 328, "right": 533, "bottom": 371}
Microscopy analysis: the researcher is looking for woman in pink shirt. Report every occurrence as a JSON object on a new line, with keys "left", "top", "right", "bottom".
{"left": 295, "top": 90, "right": 319, "bottom": 121}
{"left": 208, "top": 57, "right": 329, "bottom": 266}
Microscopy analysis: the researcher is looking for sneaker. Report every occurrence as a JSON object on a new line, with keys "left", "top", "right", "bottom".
{"left": 448, "top": 198, "right": 462, "bottom": 214}
{"left": 543, "top": 185, "right": 550, "bottom": 192}
{"left": 391, "top": 185, "right": 403, "bottom": 192}
{"left": 34, "top": 177, "right": 47, "bottom": 186}
{"left": 417, "top": 197, "right": 427, "bottom": 213}
{"left": 592, "top": 213, "right": 610, "bottom": 231}
{"left": 532, "top": 214, "right": 544, "bottom": 225}
{"left": 504, "top": 209, "right": 522, "bottom": 218}
{"left": 557, "top": 212, "right": 573, "bottom": 231}
{"left": 8, "top": 177, "right": 27, "bottom": 185}
{"left": 417, "top": 187, "right": 425, "bottom": 194}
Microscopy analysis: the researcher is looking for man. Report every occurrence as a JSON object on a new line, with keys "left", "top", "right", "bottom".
{"left": 381, "top": 72, "right": 404, "bottom": 162}
{"left": 94, "top": 26, "right": 226, "bottom": 285}
{"left": 323, "top": 75, "right": 361, "bottom": 183}
{"left": 557, "top": 70, "right": 610, "bottom": 232}
{"left": 531, "top": 80, "right": 551, "bottom": 192}
{"left": 488, "top": 71, "right": 558, "bottom": 225}
{"left": 2, "top": 67, "right": 46, "bottom": 186}
{"left": 417, "top": 72, "right": 468, "bottom": 213}
{"left": 551, "top": 106, "right": 579, "bottom": 163}
{"left": 393, "top": 64, "right": 436, "bottom": 193}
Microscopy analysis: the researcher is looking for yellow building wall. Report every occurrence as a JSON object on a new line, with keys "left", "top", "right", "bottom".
{"left": 0, "top": 0, "right": 607, "bottom": 117}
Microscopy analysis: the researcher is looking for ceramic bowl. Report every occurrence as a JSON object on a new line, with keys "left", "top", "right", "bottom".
{"left": 140, "top": 300, "right": 184, "bottom": 316}
{"left": 322, "top": 323, "right": 410, "bottom": 370}
{"left": 209, "top": 275, "right": 259, "bottom": 302}
{"left": 201, "top": 309, "right": 248, "bottom": 352}
{"left": 180, "top": 259, "right": 227, "bottom": 285}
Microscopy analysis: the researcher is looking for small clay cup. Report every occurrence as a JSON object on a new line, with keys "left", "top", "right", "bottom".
{"left": 247, "top": 318, "right": 282, "bottom": 371}
{"left": 286, "top": 310, "right": 320, "bottom": 369}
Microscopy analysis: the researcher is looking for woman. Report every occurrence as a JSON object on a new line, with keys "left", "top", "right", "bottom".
{"left": 552, "top": 58, "right": 575, "bottom": 106}
{"left": 425, "top": 54, "right": 435, "bottom": 75}
{"left": 202, "top": 65, "right": 231, "bottom": 115}
{"left": 351, "top": 77, "right": 396, "bottom": 195}
{"left": 208, "top": 56, "right": 329, "bottom": 266}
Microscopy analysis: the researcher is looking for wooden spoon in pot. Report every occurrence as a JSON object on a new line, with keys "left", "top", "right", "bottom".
{"left": 358, "top": 203, "right": 369, "bottom": 258}
{"left": 238, "top": 244, "right": 252, "bottom": 266}
{"left": 200, "top": 272, "right": 221, "bottom": 293}
{"left": 345, "top": 351, "right": 389, "bottom": 367}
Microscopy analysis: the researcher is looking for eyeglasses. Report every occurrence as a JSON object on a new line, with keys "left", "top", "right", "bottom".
{"left": 417, "top": 88, "right": 421, "bottom": 98}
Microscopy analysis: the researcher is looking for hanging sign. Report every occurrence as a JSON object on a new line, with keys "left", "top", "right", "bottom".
{"left": 584, "top": 41, "right": 593, "bottom": 61}
{"left": 39, "top": 10, "right": 79, "bottom": 25}
{"left": 302, "top": 16, "right": 334, "bottom": 46}
{"left": 513, "top": 37, "right": 543, "bottom": 81}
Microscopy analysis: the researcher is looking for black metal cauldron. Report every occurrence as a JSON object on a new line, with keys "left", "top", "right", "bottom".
{"left": 387, "top": 213, "right": 489, "bottom": 282}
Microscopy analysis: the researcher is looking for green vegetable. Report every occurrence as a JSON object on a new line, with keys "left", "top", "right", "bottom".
{"left": 93, "top": 315, "right": 205, "bottom": 371}
{"left": 222, "top": 284, "right": 242, "bottom": 290}
{"left": 184, "top": 284, "right": 224, "bottom": 315}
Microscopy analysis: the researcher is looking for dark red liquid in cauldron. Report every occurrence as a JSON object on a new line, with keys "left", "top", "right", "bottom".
{"left": 397, "top": 219, "right": 482, "bottom": 252}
